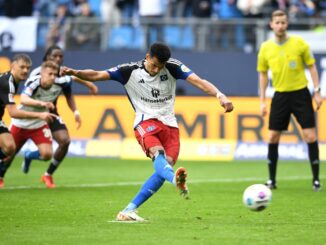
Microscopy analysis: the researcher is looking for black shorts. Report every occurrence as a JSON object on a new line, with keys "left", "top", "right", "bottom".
{"left": 0, "top": 120, "right": 9, "bottom": 134}
{"left": 269, "top": 87, "right": 315, "bottom": 131}
{"left": 49, "top": 116, "right": 67, "bottom": 132}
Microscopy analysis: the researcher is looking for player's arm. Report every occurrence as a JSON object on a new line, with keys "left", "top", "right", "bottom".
{"left": 61, "top": 66, "right": 110, "bottom": 82}
{"left": 71, "top": 76, "right": 98, "bottom": 95}
{"left": 186, "top": 73, "right": 234, "bottom": 113}
{"left": 64, "top": 92, "right": 81, "bottom": 129}
{"left": 20, "top": 94, "right": 55, "bottom": 111}
{"left": 308, "top": 64, "right": 323, "bottom": 110}
{"left": 6, "top": 104, "right": 55, "bottom": 122}
{"left": 259, "top": 71, "right": 269, "bottom": 117}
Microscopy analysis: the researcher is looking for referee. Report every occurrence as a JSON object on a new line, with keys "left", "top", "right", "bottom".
{"left": 257, "top": 10, "right": 323, "bottom": 191}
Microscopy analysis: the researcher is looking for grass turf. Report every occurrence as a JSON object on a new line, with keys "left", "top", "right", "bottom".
{"left": 0, "top": 157, "right": 325, "bottom": 245}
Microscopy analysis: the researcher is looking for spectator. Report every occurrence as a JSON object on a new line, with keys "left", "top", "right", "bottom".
{"left": 289, "top": 0, "right": 317, "bottom": 19}
{"left": 66, "top": 2, "right": 100, "bottom": 50}
{"left": 212, "top": 0, "right": 245, "bottom": 50}
{"left": 270, "top": 0, "right": 290, "bottom": 11}
{"left": 116, "top": 0, "right": 137, "bottom": 19}
{"left": 33, "top": 0, "right": 58, "bottom": 17}
{"left": 289, "top": 0, "right": 317, "bottom": 29}
{"left": 237, "top": 0, "right": 270, "bottom": 51}
{"left": 237, "top": 0, "right": 270, "bottom": 17}
{"left": 192, "top": 0, "right": 212, "bottom": 50}
{"left": 138, "top": 0, "right": 166, "bottom": 47}
{"left": 46, "top": 3, "right": 72, "bottom": 49}
{"left": 166, "top": 0, "right": 192, "bottom": 18}
{"left": 100, "top": 0, "right": 121, "bottom": 24}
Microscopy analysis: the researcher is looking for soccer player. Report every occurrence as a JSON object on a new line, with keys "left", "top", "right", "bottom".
{"left": 0, "top": 54, "right": 55, "bottom": 188}
{"left": 257, "top": 10, "right": 323, "bottom": 191}
{"left": 61, "top": 42, "right": 234, "bottom": 221}
{"left": 26, "top": 45, "right": 98, "bottom": 188}
{"left": 2, "top": 60, "right": 74, "bottom": 188}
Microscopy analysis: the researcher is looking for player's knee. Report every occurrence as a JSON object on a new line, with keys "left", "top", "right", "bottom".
{"left": 40, "top": 150, "right": 53, "bottom": 161}
{"left": 3, "top": 143, "right": 16, "bottom": 157}
{"left": 42, "top": 153, "right": 52, "bottom": 161}
{"left": 58, "top": 137, "right": 71, "bottom": 148}
{"left": 303, "top": 129, "right": 317, "bottom": 143}
{"left": 304, "top": 134, "right": 317, "bottom": 143}
{"left": 166, "top": 156, "right": 175, "bottom": 166}
{"left": 268, "top": 133, "right": 281, "bottom": 144}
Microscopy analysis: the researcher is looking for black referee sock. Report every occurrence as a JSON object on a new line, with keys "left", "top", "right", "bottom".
{"left": 46, "top": 163, "right": 58, "bottom": 175}
{"left": 0, "top": 160, "right": 10, "bottom": 178}
{"left": 267, "top": 143, "right": 279, "bottom": 184}
{"left": 308, "top": 141, "right": 319, "bottom": 181}
{"left": 46, "top": 158, "right": 61, "bottom": 175}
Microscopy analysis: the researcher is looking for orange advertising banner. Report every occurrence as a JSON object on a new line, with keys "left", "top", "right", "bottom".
{"left": 3, "top": 95, "right": 326, "bottom": 143}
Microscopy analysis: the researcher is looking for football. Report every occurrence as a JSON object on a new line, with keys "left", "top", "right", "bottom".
{"left": 243, "top": 184, "right": 272, "bottom": 211}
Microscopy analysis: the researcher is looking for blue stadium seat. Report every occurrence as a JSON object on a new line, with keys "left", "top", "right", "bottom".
{"left": 108, "top": 26, "right": 144, "bottom": 49}
{"left": 164, "top": 25, "right": 194, "bottom": 49}
{"left": 37, "top": 24, "right": 49, "bottom": 48}
{"left": 181, "top": 26, "right": 194, "bottom": 49}
{"left": 88, "top": 0, "right": 101, "bottom": 17}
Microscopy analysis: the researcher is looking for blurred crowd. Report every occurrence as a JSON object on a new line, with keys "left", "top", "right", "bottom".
{"left": 0, "top": 0, "right": 325, "bottom": 51}
{"left": 1, "top": 0, "right": 325, "bottom": 20}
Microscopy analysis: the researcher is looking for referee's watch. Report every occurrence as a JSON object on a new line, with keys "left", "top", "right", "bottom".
{"left": 314, "top": 86, "right": 321, "bottom": 93}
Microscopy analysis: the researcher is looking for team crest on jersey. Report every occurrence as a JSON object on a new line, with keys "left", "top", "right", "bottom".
{"left": 180, "top": 64, "right": 190, "bottom": 72}
{"left": 151, "top": 88, "right": 160, "bottom": 98}
{"left": 160, "top": 74, "right": 168, "bottom": 81}
{"left": 146, "top": 125, "right": 156, "bottom": 132}
{"left": 289, "top": 61, "right": 297, "bottom": 69}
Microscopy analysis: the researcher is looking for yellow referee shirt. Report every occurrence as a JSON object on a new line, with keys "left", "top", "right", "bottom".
{"left": 257, "top": 35, "right": 315, "bottom": 92}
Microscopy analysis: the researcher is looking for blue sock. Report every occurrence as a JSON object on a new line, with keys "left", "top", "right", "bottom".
{"left": 153, "top": 153, "right": 174, "bottom": 183}
{"left": 25, "top": 150, "right": 41, "bottom": 160}
{"left": 0, "top": 149, "right": 7, "bottom": 159}
{"left": 123, "top": 172, "right": 165, "bottom": 212}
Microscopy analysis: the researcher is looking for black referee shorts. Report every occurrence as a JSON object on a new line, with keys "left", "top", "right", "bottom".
{"left": 269, "top": 87, "right": 315, "bottom": 131}
{"left": 49, "top": 116, "right": 68, "bottom": 132}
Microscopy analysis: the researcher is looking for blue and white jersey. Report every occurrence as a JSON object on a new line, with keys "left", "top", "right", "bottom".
{"left": 11, "top": 75, "right": 71, "bottom": 129}
{"left": 107, "top": 58, "right": 193, "bottom": 128}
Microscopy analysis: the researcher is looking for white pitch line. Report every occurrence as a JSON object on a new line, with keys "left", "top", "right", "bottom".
{"left": 1, "top": 175, "right": 324, "bottom": 191}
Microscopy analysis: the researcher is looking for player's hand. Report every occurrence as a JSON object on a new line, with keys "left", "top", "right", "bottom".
{"left": 88, "top": 83, "right": 98, "bottom": 95}
{"left": 60, "top": 66, "right": 75, "bottom": 76}
{"left": 39, "top": 112, "right": 57, "bottom": 124}
{"left": 218, "top": 94, "right": 234, "bottom": 113}
{"left": 74, "top": 111, "right": 82, "bottom": 129}
{"left": 41, "top": 101, "right": 55, "bottom": 110}
{"left": 313, "top": 92, "right": 323, "bottom": 110}
{"left": 260, "top": 102, "right": 268, "bottom": 117}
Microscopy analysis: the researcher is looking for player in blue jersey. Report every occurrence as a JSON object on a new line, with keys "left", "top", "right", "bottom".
{"left": 61, "top": 42, "right": 234, "bottom": 221}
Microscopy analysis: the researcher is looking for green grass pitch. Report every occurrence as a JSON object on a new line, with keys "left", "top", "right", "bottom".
{"left": 1, "top": 157, "right": 325, "bottom": 245}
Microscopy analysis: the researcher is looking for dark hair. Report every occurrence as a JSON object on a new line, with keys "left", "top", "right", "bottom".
{"left": 12, "top": 54, "right": 32, "bottom": 65}
{"left": 43, "top": 45, "right": 62, "bottom": 61}
{"left": 41, "top": 60, "right": 59, "bottom": 73}
{"left": 149, "top": 42, "right": 171, "bottom": 63}
{"left": 271, "top": 10, "right": 288, "bottom": 20}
